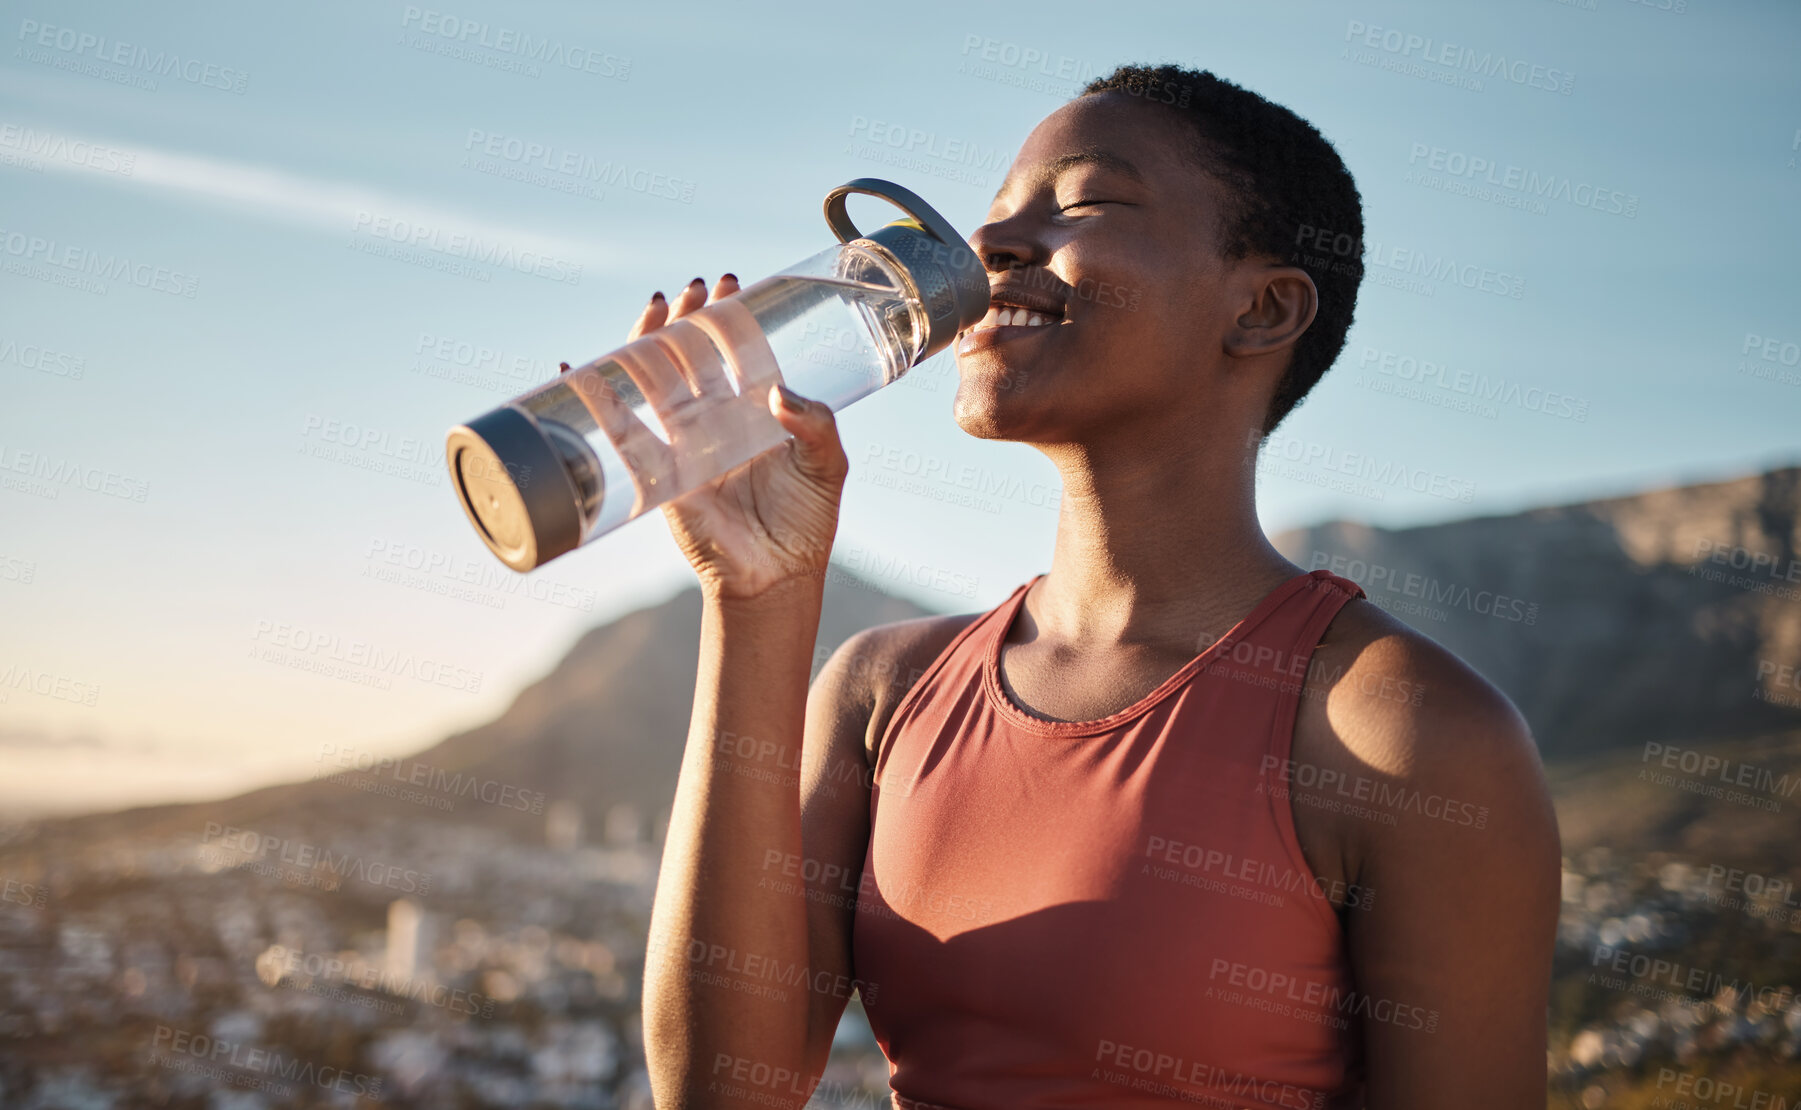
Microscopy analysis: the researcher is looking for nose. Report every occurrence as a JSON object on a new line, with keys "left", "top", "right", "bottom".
{"left": 968, "top": 211, "right": 1045, "bottom": 275}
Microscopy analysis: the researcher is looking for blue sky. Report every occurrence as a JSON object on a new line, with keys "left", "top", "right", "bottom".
{"left": 2, "top": 0, "right": 1797, "bottom": 815}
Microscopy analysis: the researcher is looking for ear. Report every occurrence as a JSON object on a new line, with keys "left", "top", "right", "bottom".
{"left": 1223, "top": 264, "right": 1317, "bottom": 360}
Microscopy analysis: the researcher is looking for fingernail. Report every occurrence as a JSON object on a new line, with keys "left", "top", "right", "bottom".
{"left": 776, "top": 383, "right": 806, "bottom": 413}
{"left": 559, "top": 361, "right": 571, "bottom": 374}
{"left": 721, "top": 273, "right": 737, "bottom": 283}
{"left": 689, "top": 277, "right": 705, "bottom": 289}
{"left": 650, "top": 291, "right": 665, "bottom": 303}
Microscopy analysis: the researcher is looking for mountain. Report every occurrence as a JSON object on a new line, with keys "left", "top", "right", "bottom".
{"left": 16, "top": 569, "right": 933, "bottom": 854}
{"left": 1271, "top": 466, "right": 1801, "bottom": 756}
{"left": 20, "top": 464, "right": 1801, "bottom": 856}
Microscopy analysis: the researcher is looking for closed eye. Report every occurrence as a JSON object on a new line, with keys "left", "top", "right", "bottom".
{"left": 1057, "top": 199, "right": 1114, "bottom": 213}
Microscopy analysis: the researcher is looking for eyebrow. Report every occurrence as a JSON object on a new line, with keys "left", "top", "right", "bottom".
{"left": 993, "top": 149, "right": 1145, "bottom": 205}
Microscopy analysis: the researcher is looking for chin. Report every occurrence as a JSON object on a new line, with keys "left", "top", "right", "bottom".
{"left": 951, "top": 376, "right": 1040, "bottom": 442}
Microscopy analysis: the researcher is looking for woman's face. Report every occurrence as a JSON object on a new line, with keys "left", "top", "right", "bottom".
{"left": 952, "top": 92, "right": 1245, "bottom": 447}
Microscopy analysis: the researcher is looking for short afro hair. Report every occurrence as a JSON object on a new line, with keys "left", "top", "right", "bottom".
{"left": 1078, "top": 64, "right": 1364, "bottom": 434}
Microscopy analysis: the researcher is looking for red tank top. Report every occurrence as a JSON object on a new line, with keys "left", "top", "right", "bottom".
{"left": 852, "top": 569, "right": 1370, "bottom": 1110}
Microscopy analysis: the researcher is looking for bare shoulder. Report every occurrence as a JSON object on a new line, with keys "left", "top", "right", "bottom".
{"left": 1292, "top": 595, "right": 1562, "bottom": 1102}
{"left": 815, "top": 611, "right": 986, "bottom": 759}
{"left": 1293, "top": 594, "right": 1558, "bottom": 872}
{"left": 1304, "top": 595, "right": 1539, "bottom": 769}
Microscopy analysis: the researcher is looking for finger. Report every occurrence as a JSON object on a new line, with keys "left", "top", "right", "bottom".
{"left": 626, "top": 291, "right": 667, "bottom": 342}
{"left": 668, "top": 276, "right": 707, "bottom": 322}
{"left": 766, "top": 383, "right": 848, "bottom": 485}
{"left": 668, "top": 272, "right": 742, "bottom": 401}
{"left": 572, "top": 366, "right": 675, "bottom": 514}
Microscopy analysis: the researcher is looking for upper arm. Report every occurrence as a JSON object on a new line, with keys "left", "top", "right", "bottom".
{"left": 1322, "top": 623, "right": 1562, "bottom": 1107}
{"left": 793, "top": 628, "right": 882, "bottom": 1060}
{"left": 793, "top": 615, "right": 976, "bottom": 1063}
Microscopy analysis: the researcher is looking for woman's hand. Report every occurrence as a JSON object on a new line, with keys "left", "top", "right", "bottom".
{"left": 604, "top": 274, "right": 849, "bottom": 602}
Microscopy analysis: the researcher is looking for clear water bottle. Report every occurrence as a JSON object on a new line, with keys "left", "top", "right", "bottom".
{"left": 444, "top": 178, "right": 988, "bottom": 572}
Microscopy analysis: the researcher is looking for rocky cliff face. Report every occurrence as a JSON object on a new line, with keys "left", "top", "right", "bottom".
{"left": 34, "top": 466, "right": 1801, "bottom": 851}
{"left": 1272, "top": 466, "right": 1801, "bottom": 756}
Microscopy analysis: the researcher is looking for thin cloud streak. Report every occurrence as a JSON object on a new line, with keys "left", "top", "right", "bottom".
{"left": 4, "top": 122, "right": 623, "bottom": 269}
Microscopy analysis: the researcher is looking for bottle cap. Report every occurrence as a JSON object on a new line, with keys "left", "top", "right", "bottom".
{"left": 445, "top": 407, "right": 584, "bottom": 572}
{"left": 822, "top": 178, "right": 989, "bottom": 361}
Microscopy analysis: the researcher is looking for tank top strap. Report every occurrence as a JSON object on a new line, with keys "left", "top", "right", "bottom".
{"left": 870, "top": 582, "right": 1026, "bottom": 780}
{"left": 1203, "top": 568, "right": 1366, "bottom": 695}
{"left": 1224, "top": 568, "right": 1366, "bottom": 654}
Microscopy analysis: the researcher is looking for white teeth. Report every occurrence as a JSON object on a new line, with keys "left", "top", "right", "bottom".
{"left": 973, "top": 304, "right": 1061, "bottom": 330}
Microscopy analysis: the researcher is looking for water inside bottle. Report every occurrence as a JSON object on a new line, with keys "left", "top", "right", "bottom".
{"left": 511, "top": 268, "right": 920, "bottom": 542}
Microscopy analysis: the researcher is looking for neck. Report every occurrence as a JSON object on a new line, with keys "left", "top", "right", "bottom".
{"left": 1029, "top": 420, "right": 1300, "bottom": 647}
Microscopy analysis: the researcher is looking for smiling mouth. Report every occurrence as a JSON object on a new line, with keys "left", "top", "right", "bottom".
{"left": 969, "top": 304, "right": 1065, "bottom": 331}
{"left": 958, "top": 303, "right": 1069, "bottom": 352}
